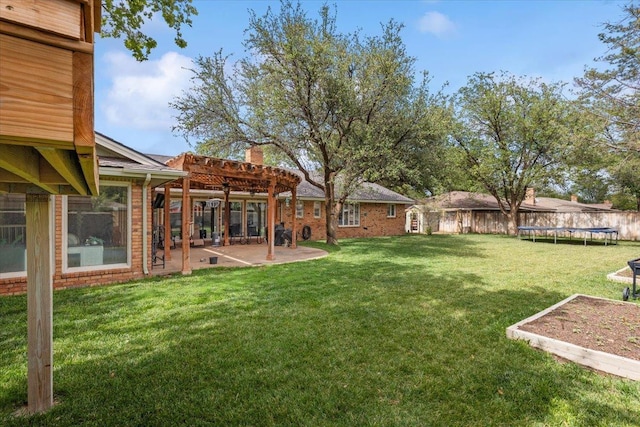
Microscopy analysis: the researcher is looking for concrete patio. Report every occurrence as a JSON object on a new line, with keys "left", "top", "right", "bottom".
{"left": 151, "top": 241, "right": 328, "bottom": 275}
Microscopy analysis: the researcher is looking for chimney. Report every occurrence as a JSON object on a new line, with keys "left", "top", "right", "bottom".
{"left": 525, "top": 188, "right": 536, "bottom": 205}
{"left": 604, "top": 200, "right": 613, "bottom": 208}
{"left": 570, "top": 194, "right": 578, "bottom": 203}
{"left": 245, "top": 146, "right": 263, "bottom": 166}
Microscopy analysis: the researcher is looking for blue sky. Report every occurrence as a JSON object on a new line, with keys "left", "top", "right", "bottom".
{"left": 94, "top": 0, "right": 628, "bottom": 155}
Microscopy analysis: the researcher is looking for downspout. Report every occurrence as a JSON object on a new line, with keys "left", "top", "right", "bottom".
{"left": 142, "top": 174, "right": 151, "bottom": 275}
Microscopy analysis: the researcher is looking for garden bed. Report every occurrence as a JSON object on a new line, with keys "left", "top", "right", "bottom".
{"left": 507, "top": 294, "right": 640, "bottom": 380}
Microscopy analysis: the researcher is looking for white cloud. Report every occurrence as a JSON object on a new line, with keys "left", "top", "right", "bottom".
{"left": 101, "top": 51, "right": 193, "bottom": 130}
{"left": 418, "top": 11, "right": 457, "bottom": 38}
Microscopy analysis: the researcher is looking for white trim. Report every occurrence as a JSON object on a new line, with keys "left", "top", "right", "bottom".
{"left": 63, "top": 182, "right": 132, "bottom": 274}
{"left": 387, "top": 203, "right": 396, "bottom": 218}
{"left": 0, "top": 194, "right": 27, "bottom": 279}
{"left": 313, "top": 201, "right": 321, "bottom": 218}
{"left": 0, "top": 270, "right": 25, "bottom": 279}
{"left": 96, "top": 133, "right": 168, "bottom": 167}
{"left": 338, "top": 202, "right": 360, "bottom": 227}
{"left": 1, "top": 198, "right": 57, "bottom": 287}
{"left": 296, "top": 200, "right": 304, "bottom": 219}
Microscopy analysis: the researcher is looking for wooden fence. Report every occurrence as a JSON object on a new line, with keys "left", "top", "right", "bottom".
{"left": 422, "top": 210, "right": 640, "bottom": 241}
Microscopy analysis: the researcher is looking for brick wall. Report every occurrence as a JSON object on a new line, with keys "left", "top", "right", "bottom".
{"left": 0, "top": 179, "right": 150, "bottom": 296}
{"left": 280, "top": 200, "right": 408, "bottom": 241}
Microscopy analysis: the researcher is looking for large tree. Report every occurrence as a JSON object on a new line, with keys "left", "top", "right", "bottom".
{"left": 172, "top": 1, "right": 447, "bottom": 244}
{"left": 575, "top": 3, "right": 639, "bottom": 153}
{"left": 101, "top": 0, "right": 197, "bottom": 61}
{"left": 452, "top": 72, "right": 590, "bottom": 234}
{"left": 575, "top": 3, "right": 640, "bottom": 210}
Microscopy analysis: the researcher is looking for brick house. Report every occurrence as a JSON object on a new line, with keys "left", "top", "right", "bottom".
{"left": 1, "top": 135, "right": 413, "bottom": 295}
{"left": 0, "top": 133, "right": 184, "bottom": 295}
{"left": 277, "top": 171, "right": 414, "bottom": 241}
{"left": 150, "top": 149, "right": 414, "bottom": 245}
{"left": 406, "top": 190, "right": 640, "bottom": 240}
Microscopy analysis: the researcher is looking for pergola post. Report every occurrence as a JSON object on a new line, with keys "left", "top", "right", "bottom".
{"left": 163, "top": 153, "right": 301, "bottom": 259}
{"left": 181, "top": 177, "right": 191, "bottom": 274}
{"left": 267, "top": 180, "right": 276, "bottom": 260}
{"left": 164, "top": 184, "right": 171, "bottom": 261}
{"left": 223, "top": 185, "right": 230, "bottom": 246}
{"left": 26, "top": 194, "right": 53, "bottom": 413}
{"left": 291, "top": 186, "right": 297, "bottom": 249}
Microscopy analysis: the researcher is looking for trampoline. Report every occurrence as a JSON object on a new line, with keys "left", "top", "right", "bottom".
{"left": 517, "top": 226, "right": 619, "bottom": 246}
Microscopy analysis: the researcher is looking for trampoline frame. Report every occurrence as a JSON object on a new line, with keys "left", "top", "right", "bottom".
{"left": 517, "top": 226, "right": 619, "bottom": 246}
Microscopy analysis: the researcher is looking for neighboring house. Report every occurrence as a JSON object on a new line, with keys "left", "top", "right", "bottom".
{"left": 405, "top": 190, "right": 638, "bottom": 238}
{"left": 0, "top": 135, "right": 414, "bottom": 295}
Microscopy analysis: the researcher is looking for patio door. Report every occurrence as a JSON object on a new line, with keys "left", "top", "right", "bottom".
{"left": 220, "top": 201, "right": 243, "bottom": 237}
{"left": 247, "top": 202, "right": 266, "bottom": 237}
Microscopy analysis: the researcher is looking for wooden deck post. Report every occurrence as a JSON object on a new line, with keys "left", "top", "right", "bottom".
{"left": 26, "top": 194, "right": 53, "bottom": 413}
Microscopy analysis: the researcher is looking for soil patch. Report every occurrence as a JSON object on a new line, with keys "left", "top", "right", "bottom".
{"left": 617, "top": 267, "right": 634, "bottom": 279}
{"left": 518, "top": 295, "right": 640, "bottom": 362}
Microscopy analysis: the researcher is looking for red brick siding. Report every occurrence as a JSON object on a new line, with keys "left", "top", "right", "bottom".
{"left": 0, "top": 179, "right": 150, "bottom": 296}
{"left": 280, "top": 200, "right": 408, "bottom": 241}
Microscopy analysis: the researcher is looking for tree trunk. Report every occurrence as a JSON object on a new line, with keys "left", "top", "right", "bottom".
{"left": 506, "top": 208, "right": 520, "bottom": 236}
{"left": 324, "top": 181, "right": 338, "bottom": 245}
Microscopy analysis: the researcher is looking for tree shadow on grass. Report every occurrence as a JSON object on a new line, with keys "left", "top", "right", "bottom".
{"left": 2, "top": 236, "right": 640, "bottom": 425}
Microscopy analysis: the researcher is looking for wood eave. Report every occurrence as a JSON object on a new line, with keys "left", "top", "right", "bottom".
{"left": 0, "top": 0, "right": 100, "bottom": 196}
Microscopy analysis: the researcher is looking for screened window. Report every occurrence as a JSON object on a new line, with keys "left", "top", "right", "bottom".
{"left": 66, "top": 184, "right": 130, "bottom": 269}
{"left": 387, "top": 204, "right": 396, "bottom": 218}
{"left": 313, "top": 201, "right": 321, "bottom": 218}
{"left": 296, "top": 200, "right": 304, "bottom": 218}
{"left": 338, "top": 202, "right": 360, "bottom": 227}
{"left": 0, "top": 194, "right": 26, "bottom": 275}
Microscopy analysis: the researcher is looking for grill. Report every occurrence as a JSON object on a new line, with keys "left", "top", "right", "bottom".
{"left": 623, "top": 257, "right": 640, "bottom": 301}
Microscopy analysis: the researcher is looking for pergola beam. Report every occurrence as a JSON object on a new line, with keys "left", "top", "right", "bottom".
{"left": 166, "top": 153, "right": 301, "bottom": 262}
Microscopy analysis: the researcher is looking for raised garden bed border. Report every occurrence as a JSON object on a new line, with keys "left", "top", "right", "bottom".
{"left": 506, "top": 293, "right": 640, "bottom": 381}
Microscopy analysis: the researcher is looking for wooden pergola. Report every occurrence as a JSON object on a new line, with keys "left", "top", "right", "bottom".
{"left": 0, "top": 0, "right": 100, "bottom": 413}
{"left": 163, "top": 153, "right": 301, "bottom": 274}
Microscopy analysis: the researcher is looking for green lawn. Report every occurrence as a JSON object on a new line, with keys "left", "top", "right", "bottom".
{"left": 1, "top": 234, "right": 640, "bottom": 426}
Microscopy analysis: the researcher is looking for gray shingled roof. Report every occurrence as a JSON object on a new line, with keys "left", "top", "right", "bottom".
{"left": 533, "top": 197, "right": 616, "bottom": 212}
{"left": 282, "top": 170, "right": 413, "bottom": 203}
{"left": 146, "top": 154, "right": 176, "bottom": 164}
{"left": 144, "top": 154, "right": 413, "bottom": 204}
{"left": 418, "top": 191, "right": 615, "bottom": 213}
{"left": 99, "top": 156, "right": 178, "bottom": 172}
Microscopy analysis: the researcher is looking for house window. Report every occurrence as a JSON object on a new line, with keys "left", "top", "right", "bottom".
{"left": 65, "top": 183, "right": 130, "bottom": 270}
{"left": 338, "top": 202, "right": 360, "bottom": 227}
{"left": 387, "top": 204, "right": 396, "bottom": 218}
{"left": 296, "top": 200, "right": 304, "bottom": 218}
{"left": 0, "top": 194, "right": 26, "bottom": 275}
{"left": 313, "top": 201, "right": 321, "bottom": 218}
